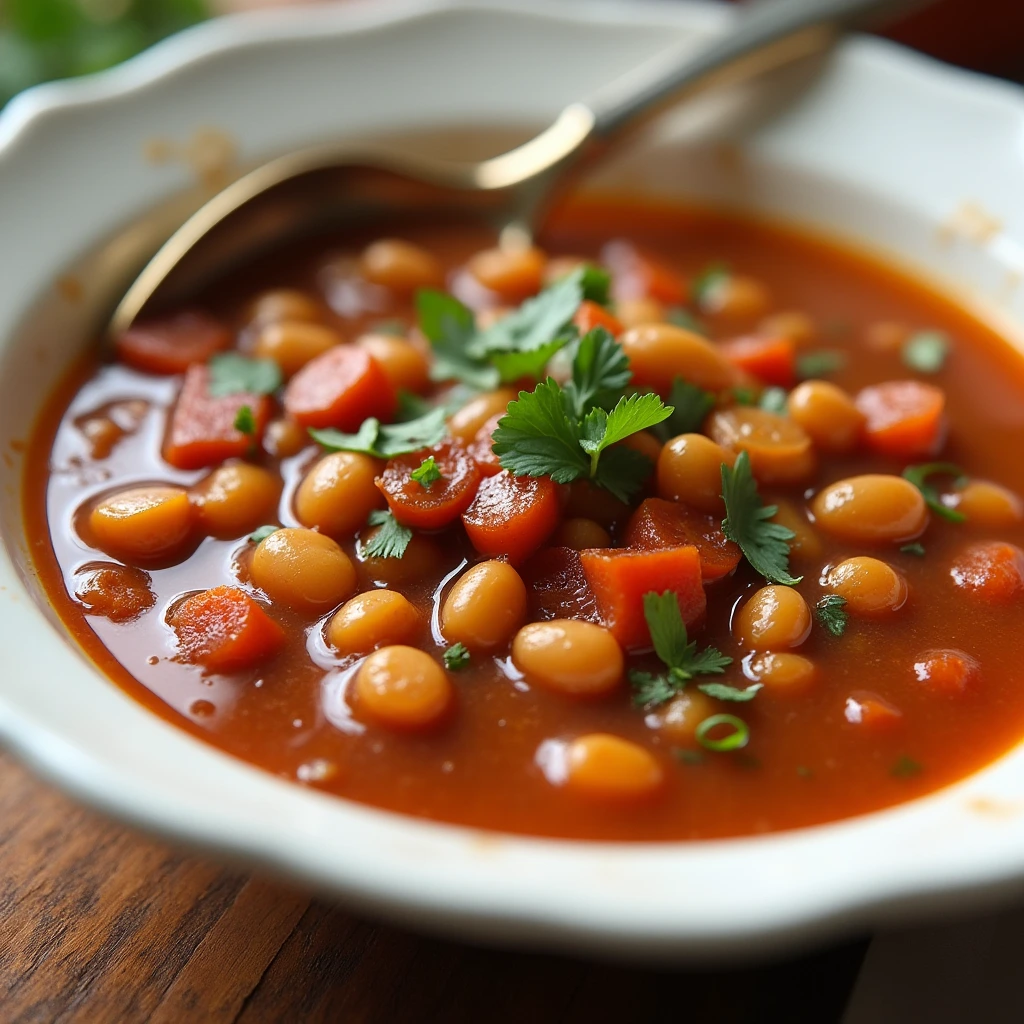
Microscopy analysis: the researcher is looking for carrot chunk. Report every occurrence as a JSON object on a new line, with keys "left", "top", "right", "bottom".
{"left": 843, "top": 691, "right": 902, "bottom": 731}
{"left": 462, "top": 470, "right": 561, "bottom": 564}
{"left": 283, "top": 345, "right": 396, "bottom": 430}
{"left": 718, "top": 335, "right": 796, "bottom": 387}
{"left": 115, "top": 312, "right": 231, "bottom": 376}
{"left": 163, "top": 365, "right": 270, "bottom": 470}
{"left": 520, "top": 546, "right": 601, "bottom": 623}
{"left": 950, "top": 541, "right": 1024, "bottom": 602}
{"left": 856, "top": 380, "right": 946, "bottom": 459}
{"left": 377, "top": 441, "right": 481, "bottom": 530}
{"left": 573, "top": 300, "right": 624, "bottom": 337}
{"left": 169, "top": 585, "right": 285, "bottom": 672}
{"left": 579, "top": 545, "right": 706, "bottom": 651}
{"left": 466, "top": 413, "right": 503, "bottom": 476}
{"left": 913, "top": 649, "right": 981, "bottom": 697}
{"left": 624, "top": 497, "right": 741, "bottom": 582}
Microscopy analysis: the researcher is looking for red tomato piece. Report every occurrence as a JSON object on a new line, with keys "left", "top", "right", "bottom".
{"left": 115, "top": 312, "right": 231, "bottom": 376}
{"left": 913, "top": 649, "right": 981, "bottom": 697}
{"left": 519, "top": 546, "right": 601, "bottom": 623}
{"left": 377, "top": 442, "right": 481, "bottom": 530}
{"left": 950, "top": 541, "right": 1024, "bottom": 602}
{"left": 856, "top": 380, "right": 946, "bottom": 459}
{"left": 624, "top": 497, "right": 742, "bottom": 582}
{"left": 573, "top": 300, "right": 624, "bottom": 337}
{"left": 163, "top": 365, "right": 270, "bottom": 470}
{"left": 718, "top": 335, "right": 796, "bottom": 388}
{"left": 466, "top": 413, "right": 503, "bottom": 476}
{"left": 462, "top": 471, "right": 561, "bottom": 564}
{"left": 579, "top": 545, "right": 706, "bottom": 651}
{"left": 843, "top": 691, "right": 902, "bottom": 731}
{"left": 169, "top": 585, "right": 285, "bottom": 672}
{"left": 283, "top": 345, "right": 396, "bottom": 430}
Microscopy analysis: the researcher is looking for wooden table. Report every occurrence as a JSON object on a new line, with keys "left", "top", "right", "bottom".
{"left": 0, "top": 752, "right": 869, "bottom": 1022}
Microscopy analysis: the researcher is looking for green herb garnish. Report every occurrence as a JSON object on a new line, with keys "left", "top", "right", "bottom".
{"left": 815, "top": 595, "right": 849, "bottom": 637}
{"left": 891, "top": 755, "right": 923, "bottom": 778}
{"left": 696, "top": 714, "right": 750, "bottom": 752}
{"left": 249, "top": 525, "right": 280, "bottom": 544}
{"left": 443, "top": 643, "right": 470, "bottom": 671}
{"left": 233, "top": 404, "right": 256, "bottom": 436}
{"left": 208, "top": 352, "right": 282, "bottom": 397}
{"left": 629, "top": 592, "right": 732, "bottom": 708}
{"left": 652, "top": 378, "right": 715, "bottom": 440}
{"left": 416, "top": 289, "right": 499, "bottom": 390}
{"left": 691, "top": 262, "right": 730, "bottom": 307}
{"left": 796, "top": 350, "right": 846, "bottom": 379}
{"left": 410, "top": 455, "right": 442, "bottom": 489}
{"left": 563, "top": 326, "right": 632, "bottom": 418}
{"left": 902, "top": 463, "right": 967, "bottom": 523}
{"left": 721, "top": 451, "right": 802, "bottom": 585}
{"left": 696, "top": 682, "right": 763, "bottom": 702}
{"left": 900, "top": 542, "right": 926, "bottom": 557}
{"left": 758, "top": 387, "right": 789, "bottom": 415}
{"left": 362, "top": 510, "right": 413, "bottom": 559}
{"left": 309, "top": 408, "right": 447, "bottom": 460}
{"left": 902, "top": 330, "right": 950, "bottom": 374}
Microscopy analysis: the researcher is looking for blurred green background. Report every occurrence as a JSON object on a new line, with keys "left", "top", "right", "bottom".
{"left": 0, "top": 0, "right": 211, "bottom": 107}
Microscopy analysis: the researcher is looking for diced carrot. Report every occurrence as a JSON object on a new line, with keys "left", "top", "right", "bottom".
{"left": 855, "top": 380, "right": 946, "bottom": 459}
{"left": 579, "top": 545, "right": 706, "bottom": 651}
{"left": 377, "top": 441, "right": 481, "bottom": 530}
{"left": 163, "top": 365, "right": 270, "bottom": 470}
{"left": 573, "top": 300, "right": 624, "bottom": 337}
{"left": 466, "top": 413, "right": 503, "bottom": 476}
{"left": 115, "top": 312, "right": 231, "bottom": 376}
{"left": 519, "top": 546, "right": 601, "bottom": 623}
{"left": 462, "top": 471, "right": 561, "bottom": 564}
{"left": 913, "top": 649, "right": 980, "bottom": 697}
{"left": 950, "top": 541, "right": 1024, "bottom": 602}
{"left": 843, "top": 691, "right": 902, "bottom": 731}
{"left": 624, "top": 497, "right": 742, "bottom": 582}
{"left": 169, "top": 585, "right": 285, "bottom": 672}
{"left": 719, "top": 335, "right": 796, "bottom": 387}
{"left": 283, "top": 345, "right": 396, "bottom": 430}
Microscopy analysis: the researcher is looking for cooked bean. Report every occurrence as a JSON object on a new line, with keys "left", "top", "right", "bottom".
{"left": 698, "top": 273, "right": 771, "bottom": 324}
{"left": 246, "top": 288, "right": 323, "bottom": 329}
{"left": 733, "top": 585, "right": 811, "bottom": 650}
{"left": 707, "top": 407, "right": 815, "bottom": 485}
{"left": 787, "top": 381, "right": 865, "bottom": 454}
{"left": 646, "top": 690, "right": 716, "bottom": 742}
{"left": 760, "top": 310, "right": 815, "bottom": 346}
{"left": 950, "top": 480, "right": 1024, "bottom": 527}
{"left": 252, "top": 321, "right": 340, "bottom": 377}
{"left": 563, "top": 734, "right": 663, "bottom": 801}
{"left": 353, "top": 646, "right": 452, "bottom": 730}
{"left": 88, "top": 485, "right": 194, "bottom": 563}
{"left": 512, "top": 620, "right": 623, "bottom": 696}
{"left": 467, "top": 245, "right": 545, "bottom": 299}
{"left": 295, "top": 452, "right": 383, "bottom": 538}
{"left": 448, "top": 388, "right": 518, "bottom": 444}
{"left": 657, "top": 433, "right": 735, "bottom": 514}
{"left": 620, "top": 323, "right": 735, "bottom": 394}
{"left": 356, "top": 332, "right": 430, "bottom": 394}
{"left": 191, "top": 462, "right": 281, "bottom": 539}
{"left": 811, "top": 475, "right": 928, "bottom": 543}
{"left": 263, "top": 417, "right": 309, "bottom": 458}
{"left": 620, "top": 430, "right": 662, "bottom": 465}
{"left": 359, "top": 531, "right": 445, "bottom": 588}
{"left": 541, "top": 255, "right": 588, "bottom": 285}
{"left": 327, "top": 590, "right": 421, "bottom": 655}
{"left": 360, "top": 239, "right": 443, "bottom": 293}
{"left": 771, "top": 500, "right": 823, "bottom": 561}
{"left": 615, "top": 297, "right": 666, "bottom": 329}
{"left": 826, "top": 556, "right": 908, "bottom": 615}
{"left": 553, "top": 518, "right": 611, "bottom": 551}
{"left": 441, "top": 560, "right": 527, "bottom": 652}
{"left": 250, "top": 527, "right": 355, "bottom": 611}
{"left": 744, "top": 652, "right": 817, "bottom": 695}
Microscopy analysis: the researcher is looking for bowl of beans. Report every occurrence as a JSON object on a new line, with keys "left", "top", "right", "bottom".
{"left": 3, "top": 0, "right": 1024, "bottom": 957}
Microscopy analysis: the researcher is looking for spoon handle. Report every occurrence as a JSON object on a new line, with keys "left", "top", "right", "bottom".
{"left": 587, "top": 0, "right": 934, "bottom": 139}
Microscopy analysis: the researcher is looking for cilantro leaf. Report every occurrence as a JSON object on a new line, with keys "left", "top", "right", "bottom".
{"left": 592, "top": 445, "right": 655, "bottom": 503}
{"left": 233, "top": 404, "right": 256, "bottom": 435}
{"left": 721, "top": 451, "right": 802, "bottom": 585}
{"left": 249, "top": 524, "right": 280, "bottom": 544}
{"left": 643, "top": 590, "right": 694, "bottom": 669}
{"left": 579, "top": 393, "right": 672, "bottom": 465}
{"left": 630, "top": 671, "right": 679, "bottom": 709}
{"left": 411, "top": 455, "right": 442, "bottom": 488}
{"left": 362, "top": 510, "right": 412, "bottom": 559}
{"left": 208, "top": 353, "right": 282, "bottom": 397}
{"left": 796, "top": 350, "right": 846, "bottom": 379}
{"left": 443, "top": 643, "right": 470, "bottom": 671}
{"left": 416, "top": 289, "right": 498, "bottom": 390}
{"left": 692, "top": 262, "right": 730, "bottom": 307}
{"left": 759, "top": 387, "right": 789, "bottom": 415}
{"left": 653, "top": 378, "right": 716, "bottom": 439}
{"left": 490, "top": 333, "right": 571, "bottom": 384}
{"left": 815, "top": 595, "right": 849, "bottom": 637}
{"left": 902, "top": 462, "right": 967, "bottom": 523}
{"left": 563, "top": 326, "right": 631, "bottom": 418}
{"left": 309, "top": 408, "right": 447, "bottom": 459}
{"left": 902, "top": 330, "right": 950, "bottom": 374}
{"left": 579, "top": 265, "right": 612, "bottom": 306}
{"left": 900, "top": 542, "right": 926, "bottom": 557}
{"left": 697, "top": 682, "right": 763, "bottom": 702}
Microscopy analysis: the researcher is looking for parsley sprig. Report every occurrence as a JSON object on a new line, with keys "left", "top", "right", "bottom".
{"left": 209, "top": 352, "right": 282, "bottom": 397}
{"left": 721, "top": 451, "right": 802, "bottom": 585}
{"left": 410, "top": 456, "right": 442, "bottom": 488}
{"left": 902, "top": 463, "right": 967, "bottom": 523}
{"left": 309, "top": 408, "right": 447, "bottom": 459}
{"left": 815, "top": 595, "right": 849, "bottom": 637}
{"left": 629, "top": 592, "right": 734, "bottom": 709}
{"left": 362, "top": 510, "right": 412, "bottom": 559}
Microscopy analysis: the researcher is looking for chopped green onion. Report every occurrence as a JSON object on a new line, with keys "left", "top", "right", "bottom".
{"left": 696, "top": 714, "right": 750, "bottom": 752}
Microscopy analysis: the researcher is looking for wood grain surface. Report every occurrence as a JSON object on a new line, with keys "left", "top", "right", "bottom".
{"left": 0, "top": 752, "right": 868, "bottom": 1023}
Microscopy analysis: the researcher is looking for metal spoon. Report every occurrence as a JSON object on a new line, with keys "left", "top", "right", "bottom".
{"left": 108, "top": 0, "right": 931, "bottom": 337}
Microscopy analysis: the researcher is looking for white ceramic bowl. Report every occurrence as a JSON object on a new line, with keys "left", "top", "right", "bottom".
{"left": 3, "top": 0, "right": 1024, "bottom": 960}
